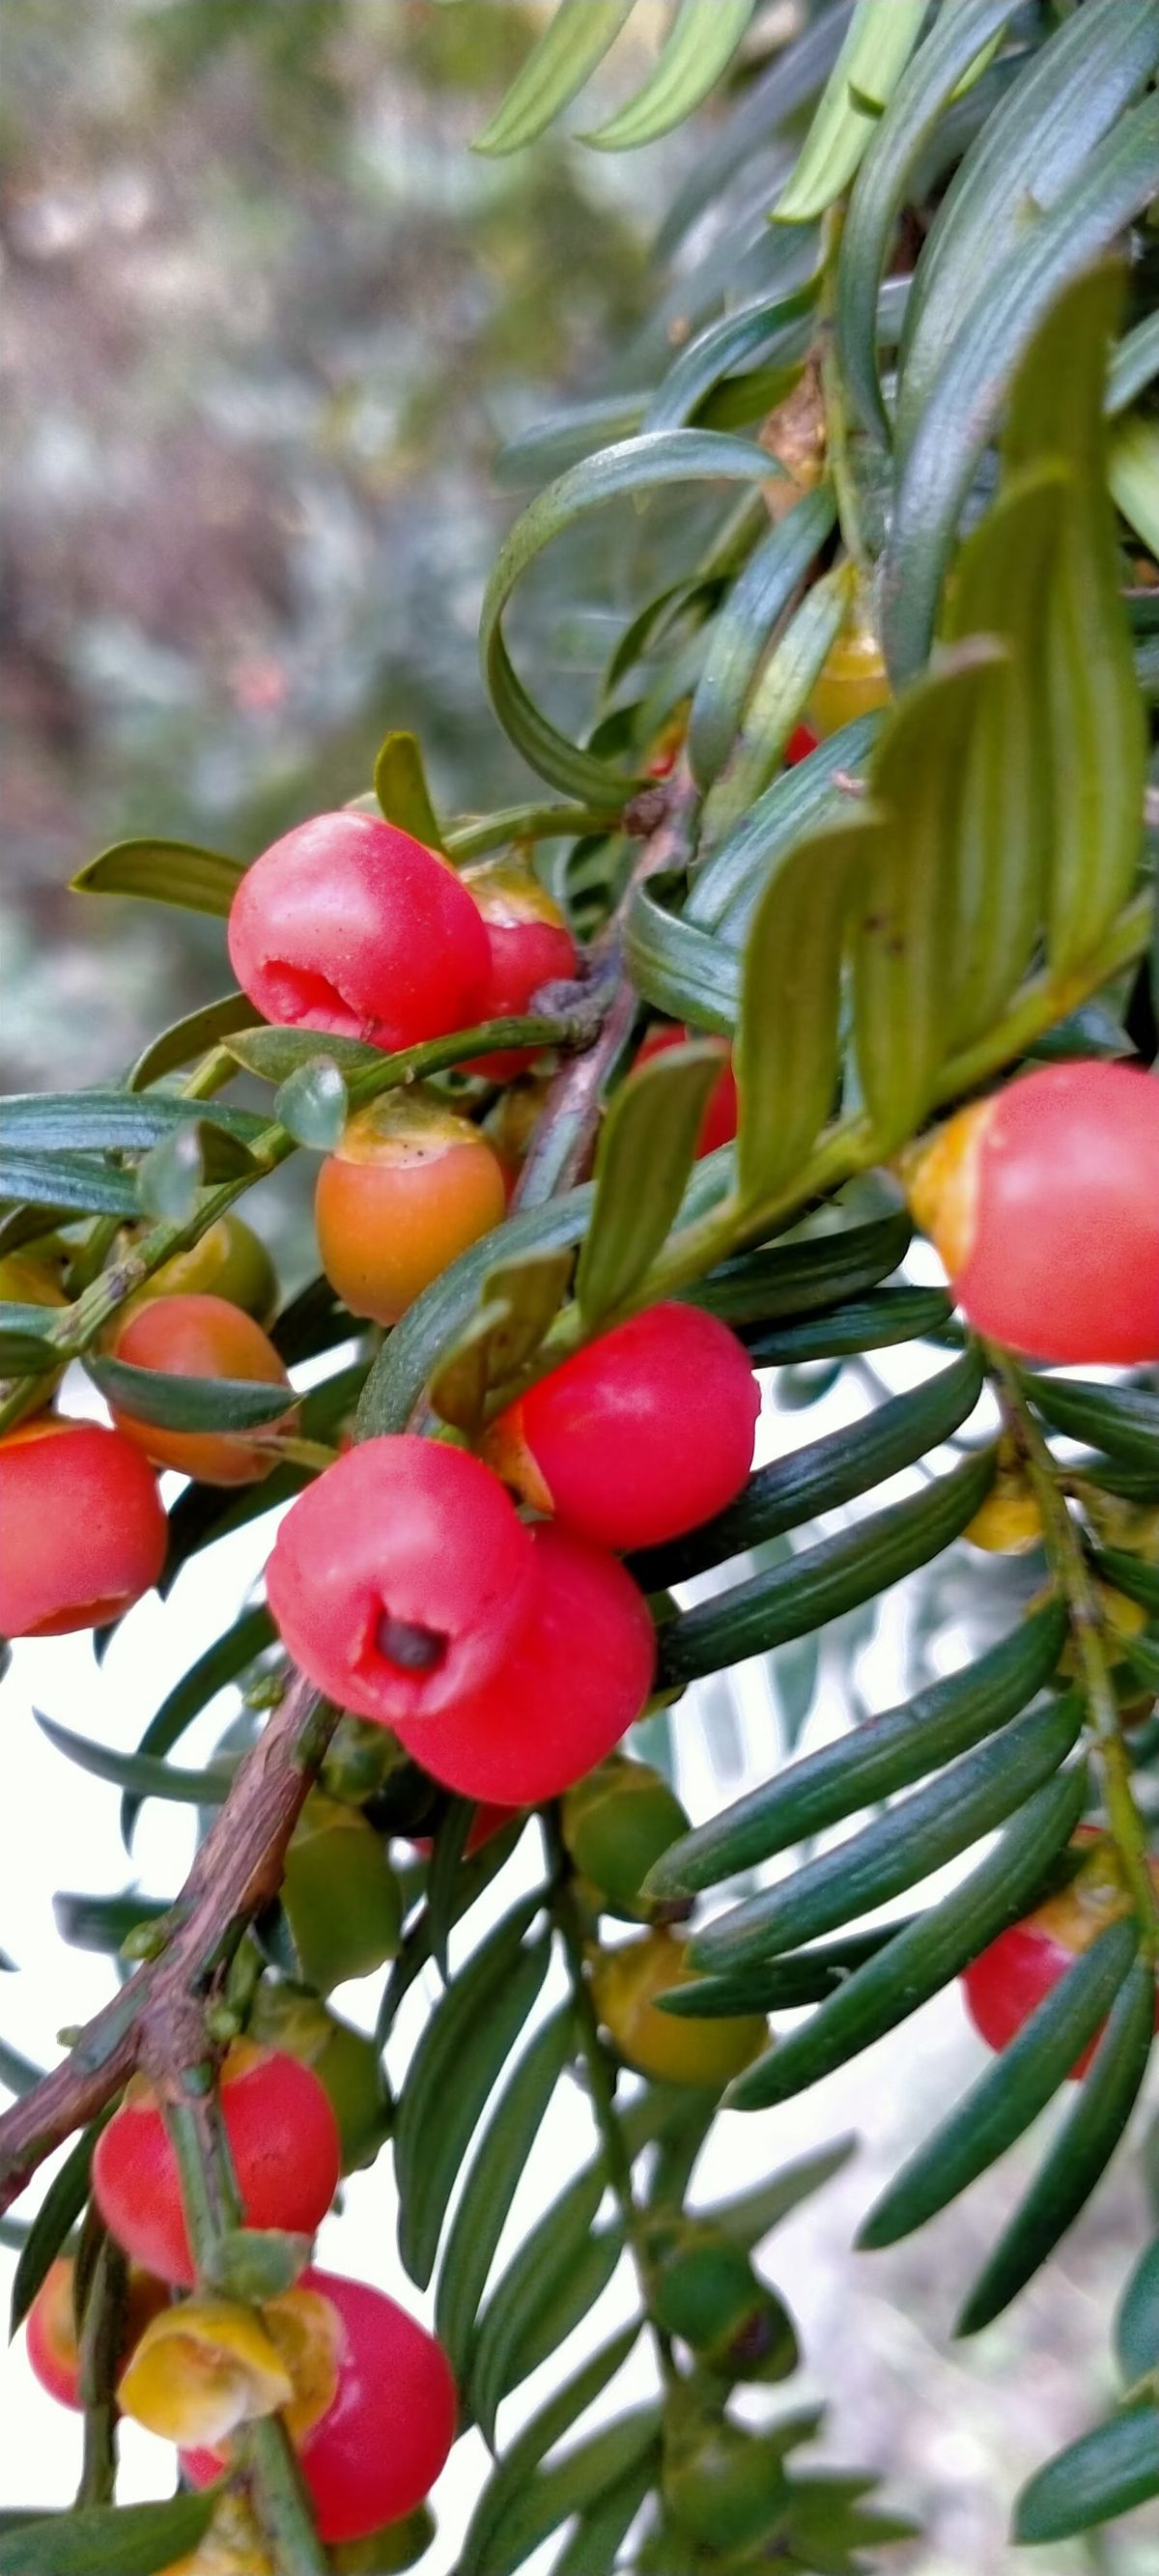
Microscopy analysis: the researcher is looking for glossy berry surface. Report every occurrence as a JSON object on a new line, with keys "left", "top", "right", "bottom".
{"left": 634, "top": 1027, "right": 738, "bottom": 1158}
{"left": 394, "top": 1520, "right": 656, "bottom": 1804}
{"left": 111, "top": 1292, "right": 296, "bottom": 1486}
{"left": 910, "top": 1062, "right": 1159, "bottom": 1365}
{"left": 590, "top": 1927, "right": 766, "bottom": 2088}
{"left": 26, "top": 2258, "right": 168, "bottom": 2412}
{"left": 266, "top": 1433, "right": 536, "bottom": 1724}
{"left": 182, "top": 2267, "right": 456, "bottom": 2543}
{"left": 93, "top": 2045, "right": 340, "bottom": 2285}
{"left": 462, "top": 861, "right": 578, "bottom": 1078}
{"left": 228, "top": 811, "right": 491, "bottom": 1051}
{"left": 492, "top": 1302, "right": 759, "bottom": 1553}
{"left": 316, "top": 1094, "right": 507, "bottom": 1327}
{"left": 962, "top": 1834, "right": 1159, "bottom": 2078}
{"left": 0, "top": 1416, "right": 166, "bottom": 1637}
{"left": 784, "top": 722, "right": 820, "bottom": 766}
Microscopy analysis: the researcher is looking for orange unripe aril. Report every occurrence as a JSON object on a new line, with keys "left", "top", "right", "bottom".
{"left": 909, "top": 1062, "right": 1159, "bottom": 1364}
{"left": 315, "top": 1093, "right": 507, "bottom": 1327}
{"left": 489, "top": 1302, "right": 759, "bottom": 1553}
{"left": 0, "top": 1415, "right": 166, "bottom": 1636}
{"left": 394, "top": 1520, "right": 656, "bottom": 1804}
{"left": 227, "top": 810, "right": 490, "bottom": 1050}
{"left": 180, "top": 2267, "right": 457, "bottom": 2544}
{"left": 462, "top": 859, "right": 578, "bottom": 1079}
{"left": 266, "top": 1433, "right": 537, "bottom": 1724}
{"left": 589, "top": 1926, "right": 766, "bottom": 2088}
{"left": 110, "top": 1292, "right": 297, "bottom": 1486}
{"left": 633, "top": 1026, "right": 739, "bottom": 1158}
{"left": 93, "top": 2043, "right": 340, "bottom": 2286}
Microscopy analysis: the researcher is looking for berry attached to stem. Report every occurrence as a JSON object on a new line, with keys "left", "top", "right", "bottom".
{"left": 461, "top": 858, "right": 578, "bottom": 1078}
{"left": 907, "top": 1062, "right": 1159, "bottom": 1364}
{"left": 962, "top": 1831, "right": 1159, "bottom": 2077}
{"left": 393, "top": 1521, "right": 656, "bottom": 1804}
{"left": 315, "top": 1093, "right": 507, "bottom": 1327}
{"left": 489, "top": 1302, "right": 759, "bottom": 1553}
{"left": 179, "top": 2269, "right": 457, "bottom": 2543}
{"left": 227, "top": 811, "right": 491, "bottom": 1050}
{"left": 93, "top": 2043, "right": 341, "bottom": 2286}
{"left": 110, "top": 1293, "right": 297, "bottom": 1486}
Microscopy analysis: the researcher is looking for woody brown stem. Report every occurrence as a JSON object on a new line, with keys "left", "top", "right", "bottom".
{"left": 0, "top": 1669, "right": 334, "bottom": 2213}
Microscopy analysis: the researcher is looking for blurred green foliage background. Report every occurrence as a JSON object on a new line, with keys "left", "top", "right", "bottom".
{"left": 1, "top": 0, "right": 683, "bottom": 1091}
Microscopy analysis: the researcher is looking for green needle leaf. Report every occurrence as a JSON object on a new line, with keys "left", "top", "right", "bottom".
{"left": 955, "top": 1958, "right": 1156, "bottom": 2335}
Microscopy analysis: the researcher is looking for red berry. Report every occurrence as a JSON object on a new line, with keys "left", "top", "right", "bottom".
{"left": 633, "top": 1028, "right": 738, "bottom": 1159}
{"left": 910, "top": 1062, "right": 1159, "bottom": 1364}
{"left": 182, "top": 2266, "right": 456, "bottom": 2543}
{"left": 315, "top": 1094, "right": 507, "bottom": 1328}
{"left": 26, "top": 2258, "right": 168, "bottom": 2412}
{"left": 394, "top": 1521, "right": 656, "bottom": 1804}
{"left": 111, "top": 1293, "right": 297, "bottom": 1487}
{"left": 93, "top": 2045, "right": 340, "bottom": 2286}
{"left": 0, "top": 1416, "right": 166, "bottom": 1637}
{"left": 227, "top": 812, "right": 491, "bottom": 1052}
{"left": 784, "top": 722, "right": 820, "bottom": 765}
{"left": 266, "top": 1434, "right": 537, "bottom": 1725}
{"left": 462, "top": 862, "right": 579, "bottom": 1079}
{"left": 961, "top": 1832, "right": 1159, "bottom": 2078}
{"left": 489, "top": 1303, "right": 759, "bottom": 1553}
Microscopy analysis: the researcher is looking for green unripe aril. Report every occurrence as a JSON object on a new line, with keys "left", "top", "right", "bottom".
{"left": 249, "top": 1983, "right": 391, "bottom": 2174}
{"left": 561, "top": 1755, "right": 690, "bottom": 1920}
{"left": 664, "top": 2422, "right": 790, "bottom": 2553}
{"left": 641, "top": 2216, "right": 797, "bottom": 2383}
{"left": 281, "top": 1794, "right": 402, "bottom": 1993}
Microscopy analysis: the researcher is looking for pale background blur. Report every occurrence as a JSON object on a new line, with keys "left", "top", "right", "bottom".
{"left": 2, "top": 6, "right": 1156, "bottom": 2568}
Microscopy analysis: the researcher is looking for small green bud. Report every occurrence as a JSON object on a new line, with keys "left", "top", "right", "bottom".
{"left": 561, "top": 1755, "right": 691, "bottom": 1920}
{"left": 664, "top": 2420, "right": 790, "bottom": 2553}
{"left": 322, "top": 1713, "right": 410, "bottom": 1806}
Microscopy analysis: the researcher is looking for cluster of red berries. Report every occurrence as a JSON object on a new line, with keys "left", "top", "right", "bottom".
{"left": 25, "top": 2042, "right": 454, "bottom": 2543}
{"left": 269, "top": 1298, "right": 759, "bottom": 1805}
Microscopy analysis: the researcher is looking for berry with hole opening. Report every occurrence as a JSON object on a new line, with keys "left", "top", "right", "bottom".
{"left": 93, "top": 2042, "right": 340, "bottom": 2286}
{"left": 0, "top": 1415, "right": 166, "bottom": 1637}
{"left": 315, "top": 1093, "right": 507, "bottom": 1328}
{"left": 393, "top": 1521, "right": 656, "bottom": 1804}
{"left": 907, "top": 1062, "right": 1159, "bottom": 1364}
{"left": 227, "top": 811, "right": 490, "bottom": 1051}
{"left": 266, "top": 1433, "right": 537, "bottom": 1725}
{"left": 488, "top": 1302, "right": 759, "bottom": 1553}
{"left": 110, "top": 1292, "right": 297, "bottom": 1486}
